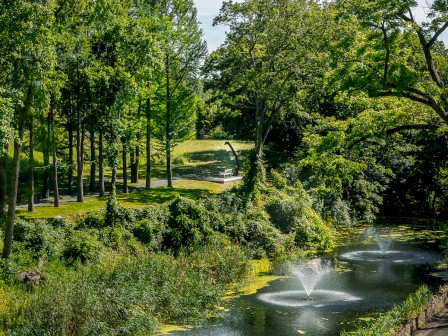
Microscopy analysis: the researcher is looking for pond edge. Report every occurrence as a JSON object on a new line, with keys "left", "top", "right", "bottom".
{"left": 396, "top": 284, "right": 448, "bottom": 336}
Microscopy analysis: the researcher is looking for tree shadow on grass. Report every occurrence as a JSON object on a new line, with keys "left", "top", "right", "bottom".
{"left": 117, "top": 187, "right": 214, "bottom": 205}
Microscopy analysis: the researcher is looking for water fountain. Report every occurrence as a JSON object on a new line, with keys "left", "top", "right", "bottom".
{"left": 340, "top": 229, "right": 439, "bottom": 264}
{"left": 291, "top": 258, "right": 333, "bottom": 300}
{"left": 258, "top": 258, "right": 362, "bottom": 308}
{"left": 374, "top": 235, "right": 393, "bottom": 258}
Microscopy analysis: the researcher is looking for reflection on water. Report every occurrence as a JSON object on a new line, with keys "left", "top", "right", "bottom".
{"left": 169, "top": 229, "right": 444, "bottom": 336}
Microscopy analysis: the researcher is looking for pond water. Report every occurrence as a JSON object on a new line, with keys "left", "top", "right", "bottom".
{"left": 169, "top": 226, "right": 445, "bottom": 336}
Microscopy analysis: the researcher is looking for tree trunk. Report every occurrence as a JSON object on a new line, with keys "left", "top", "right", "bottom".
{"left": 99, "top": 131, "right": 105, "bottom": 197}
{"left": 2, "top": 84, "right": 32, "bottom": 259}
{"left": 67, "top": 115, "right": 74, "bottom": 195}
{"left": 76, "top": 117, "right": 84, "bottom": 202}
{"left": 122, "top": 141, "right": 128, "bottom": 193}
{"left": 134, "top": 102, "right": 141, "bottom": 184}
{"left": 76, "top": 62, "right": 84, "bottom": 202}
{"left": 130, "top": 150, "right": 135, "bottom": 183}
{"left": 146, "top": 98, "right": 151, "bottom": 190}
{"left": 89, "top": 130, "right": 95, "bottom": 192}
{"left": 166, "top": 55, "right": 173, "bottom": 188}
{"left": 41, "top": 112, "right": 50, "bottom": 199}
{"left": 0, "top": 150, "right": 7, "bottom": 216}
{"left": 111, "top": 167, "right": 117, "bottom": 189}
{"left": 27, "top": 113, "right": 34, "bottom": 212}
{"left": 135, "top": 145, "right": 140, "bottom": 183}
{"left": 51, "top": 98, "right": 59, "bottom": 207}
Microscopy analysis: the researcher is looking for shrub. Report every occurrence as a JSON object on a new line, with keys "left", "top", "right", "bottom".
{"left": 266, "top": 193, "right": 301, "bottom": 233}
{"left": 13, "top": 219, "right": 63, "bottom": 260}
{"left": 243, "top": 209, "right": 285, "bottom": 258}
{"left": 165, "top": 196, "right": 214, "bottom": 250}
{"left": 207, "top": 125, "right": 232, "bottom": 140}
{"left": 132, "top": 219, "right": 165, "bottom": 250}
{"left": 99, "top": 226, "right": 143, "bottom": 255}
{"left": 62, "top": 230, "right": 101, "bottom": 264}
{"left": 104, "top": 186, "right": 134, "bottom": 228}
{"left": 270, "top": 169, "right": 287, "bottom": 189}
{"left": 294, "top": 207, "right": 334, "bottom": 251}
{"left": 77, "top": 210, "right": 106, "bottom": 229}
{"left": 132, "top": 205, "right": 169, "bottom": 249}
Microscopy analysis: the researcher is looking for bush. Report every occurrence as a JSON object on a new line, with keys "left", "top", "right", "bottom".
{"left": 266, "top": 193, "right": 302, "bottom": 233}
{"left": 294, "top": 207, "right": 334, "bottom": 251}
{"left": 243, "top": 209, "right": 285, "bottom": 258}
{"left": 207, "top": 125, "right": 232, "bottom": 140}
{"left": 13, "top": 219, "right": 63, "bottom": 260}
{"left": 62, "top": 230, "right": 101, "bottom": 264}
{"left": 77, "top": 210, "right": 106, "bottom": 229}
{"left": 132, "top": 205, "right": 169, "bottom": 249}
{"left": 99, "top": 226, "right": 143, "bottom": 254}
{"left": 132, "top": 219, "right": 165, "bottom": 250}
{"left": 104, "top": 187, "right": 135, "bottom": 228}
{"left": 165, "top": 196, "right": 214, "bottom": 250}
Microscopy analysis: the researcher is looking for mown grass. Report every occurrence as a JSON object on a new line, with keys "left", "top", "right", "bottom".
{"left": 12, "top": 139, "right": 253, "bottom": 207}
{"left": 17, "top": 179, "right": 238, "bottom": 220}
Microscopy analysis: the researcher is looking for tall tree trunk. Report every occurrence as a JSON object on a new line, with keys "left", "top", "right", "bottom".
{"left": 132, "top": 102, "right": 141, "bottom": 184}
{"left": 67, "top": 115, "right": 74, "bottom": 195}
{"left": 27, "top": 113, "right": 34, "bottom": 212}
{"left": 166, "top": 55, "right": 173, "bottom": 188}
{"left": 0, "top": 149, "right": 7, "bottom": 216}
{"left": 76, "top": 61, "right": 84, "bottom": 202}
{"left": 41, "top": 112, "right": 50, "bottom": 199}
{"left": 2, "top": 84, "right": 32, "bottom": 258}
{"left": 135, "top": 144, "right": 140, "bottom": 183}
{"left": 146, "top": 98, "right": 151, "bottom": 190}
{"left": 111, "top": 167, "right": 117, "bottom": 189}
{"left": 99, "top": 131, "right": 105, "bottom": 197}
{"left": 122, "top": 141, "right": 128, "bottom": 193}
{"left": 130, "top": 150, "right": 136, "bottom": 183}
{"left": 89, "top": 130, "right": 95, "bottom": 192}
{"left": 51, "top": 98, "right": 59, "bottom": 207}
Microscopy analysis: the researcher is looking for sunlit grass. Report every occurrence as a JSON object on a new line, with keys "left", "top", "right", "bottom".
{"left": 17, "top": 179, "right": 240, "bottom": 219}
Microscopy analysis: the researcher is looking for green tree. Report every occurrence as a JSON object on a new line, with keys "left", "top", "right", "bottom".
{"left": 1, "top": 0, "right": 56, "bottom": 258}
{"left": 153, "top": 0, "right": 206, "bottom": 188}
{"left": 336, "top": 0, "right": 448, "bottom": 125}
{"left": 210, "top": 0, "right": 332, "bottom": 195}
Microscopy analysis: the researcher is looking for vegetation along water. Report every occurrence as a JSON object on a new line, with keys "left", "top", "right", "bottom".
{"left": 1, "top": 0, "right": 448, "bottom": 335}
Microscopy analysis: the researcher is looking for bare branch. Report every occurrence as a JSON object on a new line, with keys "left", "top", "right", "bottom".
{"left": 428, "top": 21, "right": 448, "bottom": 47}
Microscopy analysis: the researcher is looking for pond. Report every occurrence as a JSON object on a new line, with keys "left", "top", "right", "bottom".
{"left": 169, "top": 226, "right": 446, "bottom": 336}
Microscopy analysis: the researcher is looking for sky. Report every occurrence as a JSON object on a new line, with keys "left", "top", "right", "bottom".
{"left": 194, "top": 0, "right": 243, "bottom": 52}
{"left": 194, "top": 0, "right": 448, "bottom": 52}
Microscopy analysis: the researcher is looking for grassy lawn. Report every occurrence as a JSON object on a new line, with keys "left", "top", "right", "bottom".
{"left": 125, "top": 139, "right": 253, "bottom": 180}
{"left": 9, "top": 140, "right": 252, "bottom": 219}
{"left": 16, "top": 179, "right": 239, "bottom": 220}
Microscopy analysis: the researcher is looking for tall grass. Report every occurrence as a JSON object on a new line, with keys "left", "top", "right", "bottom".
{"left": 341, "top": 284, "right": 433, "bottom": 336}
{"left": 3, "top": 245, "right": 250, "bottom": 336}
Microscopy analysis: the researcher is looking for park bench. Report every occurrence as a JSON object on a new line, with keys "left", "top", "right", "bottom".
{"left": 219, "top": 168, "right": 233, "bottom": 178}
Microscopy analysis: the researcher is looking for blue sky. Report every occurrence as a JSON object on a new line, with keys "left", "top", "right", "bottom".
{"left": 194, "top": 0, "right": 243, "bottom": 52}
{"left": 194, "top": 0, "right": 447, "bottom": 52}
